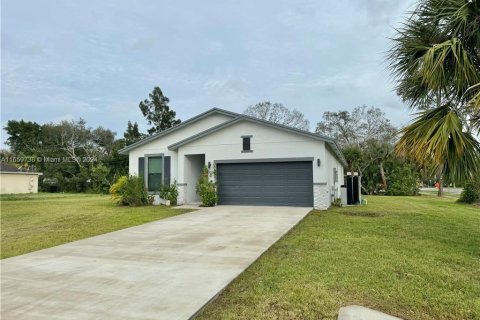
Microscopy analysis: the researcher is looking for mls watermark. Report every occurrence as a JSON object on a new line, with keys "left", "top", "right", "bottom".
{"left": 1, "top": 156, "right": 98, "bottom": 163}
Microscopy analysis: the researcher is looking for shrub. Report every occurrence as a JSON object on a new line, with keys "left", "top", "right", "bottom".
{"left": 196, "top": 166, "right": 217, "bottom": 207}
{"left": 386, "top": 164, "right": 418, "bottom": 196}
{"left": 331, "top": 198, "right": 342, "bottom": 207}
{"left": 109, "top": 175, "right": 151, "bottom": 206}
{"left": 458, "top": 178, "right": 480, "bottom": 204}
{"left": 159, "top": 181, "right": 179, "bottom": 205}
{"left": 90, "top": 164, "right": 110, "bottom": 193}
{"left": 40, "top": 177, "right": 60, "bottom": 193}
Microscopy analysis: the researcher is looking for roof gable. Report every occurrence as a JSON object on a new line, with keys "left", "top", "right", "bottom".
{"left": 168, "top": 115, "right": 347, "bottom": 166}
{"left": 119, "top": 108, "right": 238, "bottom": 154}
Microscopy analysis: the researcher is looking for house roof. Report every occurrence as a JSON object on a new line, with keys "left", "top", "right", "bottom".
{"left": 167, "top": 113, "right": 347, "bottom": 166}
{"left": 1, "top": 163, "right": 20, "bottom": 172}
{"left": 118, "top": 108, "right": 239, "bottom": 155}
{"left": 0, "top": 163, "right": 43, "bottom": 175}
{"left": 120, "top": 107, "right": 347, "bottom": 166}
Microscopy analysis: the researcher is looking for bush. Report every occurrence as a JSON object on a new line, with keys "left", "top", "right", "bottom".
{"left": 109, "top": 175, "right": 152, "bottom": 206}
{"left": 90, "top": 164, "right": 110, "bottom": 193}
{"left": 196, "top": 166, "right": 217, "bottom": 207}
{"left": 458, "top": 178, "right": 480, "bottom": 204}
{"left": 386, "top": 164, "right": 418, "bottom": 196}
{"left": 40, "top": 177, "right": 60, "bottom": 193}
{"left": 331, "top": 198, "right": 342, "bottom": 207}
{"left": 159, "top": 181, "right": 179, "bottom": 205}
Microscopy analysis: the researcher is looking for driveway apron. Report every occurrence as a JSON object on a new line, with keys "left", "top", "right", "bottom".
{"left": 1, "top": 206, "right": 310, "bottom": 320}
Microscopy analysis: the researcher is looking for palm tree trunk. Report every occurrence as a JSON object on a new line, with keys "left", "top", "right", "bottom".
{"left": 379, "top": 160, "right": 387, "bottom": 191}
{"left": 434, "top": 92, "right": 444, "bottom": 197}
{"left": 436, "top": 164, "right": 444, "bottom": 197}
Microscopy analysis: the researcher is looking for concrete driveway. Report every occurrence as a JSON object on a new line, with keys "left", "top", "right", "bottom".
{"left": 1, "top": 206, "right": 310, "bottom": 320}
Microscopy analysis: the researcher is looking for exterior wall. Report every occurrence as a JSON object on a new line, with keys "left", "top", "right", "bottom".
{"left": 127, "top": 115, "right": 346, "bottom": 209}
{"left": 176, "top": 120, "right": 328, "bottom": 184}
{"left": 177, "top": 184, "right": 186, "bottom": 205}
{"left": 175, "top": 120, "right": 344, "bottom": 209}
{"left": 314, "top": 184, "right": 330, "bottom": 209}
{"left": 324, "top": 144, "right": 345, "bottom": 203}
{"left": 184, "top": 155, "right": 204, "bottom": 203}
{"left": 128, "top": 113, "right": 233, "bottom": 180}
{"left": 0, "top": 173, "right": 40, "bottom": 194}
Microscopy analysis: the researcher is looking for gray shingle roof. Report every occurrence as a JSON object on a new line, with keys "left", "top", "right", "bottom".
{"left": 120, "top": 107, "right": 347, "bottom": 166}
{"left": 1, "top": 163, "right": 21, "bottom": 172}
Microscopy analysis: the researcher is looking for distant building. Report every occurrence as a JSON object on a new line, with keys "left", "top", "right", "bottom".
{"left": 0, "top": 163, "right": 43, "bottom": 194}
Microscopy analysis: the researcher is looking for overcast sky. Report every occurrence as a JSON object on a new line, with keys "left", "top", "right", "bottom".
{"left": 2, "top": 0, "right": 416, "bottom": 145}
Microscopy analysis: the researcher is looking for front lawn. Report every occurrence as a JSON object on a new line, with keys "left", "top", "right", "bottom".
{"left": 0, "top": 193, "right": 190, "bottom": 259}
{"left": 197, "top": 196, "right": 480, "bottom": 320}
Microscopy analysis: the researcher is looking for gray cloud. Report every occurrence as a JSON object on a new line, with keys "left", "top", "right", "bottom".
{"left": 355, "top": 0, "right": 414, "bottom": 26}
{"left": 2, "top": 0, "right": 416, "bottom": 148}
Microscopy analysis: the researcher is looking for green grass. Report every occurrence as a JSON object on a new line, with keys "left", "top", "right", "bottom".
{"left": 1, "top": 193, "right": 191, "bottom": 259}
{"left": 419, "top": 189, "right": 462, "bottom": 199}
{"left": 197, "top": 196, "right": 480, "bottom": 320}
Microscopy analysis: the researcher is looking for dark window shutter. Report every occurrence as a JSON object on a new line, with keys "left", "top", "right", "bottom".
{"left": 138, "top": 157, "right": 144, "bottom": 180}
{"left": 164, "top": 156, "right": 171, "bottom": 186}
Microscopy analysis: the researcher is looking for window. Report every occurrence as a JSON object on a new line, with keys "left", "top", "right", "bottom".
{"left": 242, "top": 135, "right": 252, "bottom": 152}
{"left": 243, "top": 137, "right": 250, "bottom": 151}
{"left": 147, "top": 156, "right": 163, "bottom": 191}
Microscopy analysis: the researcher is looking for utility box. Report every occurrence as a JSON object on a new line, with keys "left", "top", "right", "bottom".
{"left": 340, "top": 186, "right": 348, "bottom": 205}
{"left": 344, "top": 172, "right": 362, "bottom": 205}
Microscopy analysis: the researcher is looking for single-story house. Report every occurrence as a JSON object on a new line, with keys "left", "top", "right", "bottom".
{"left": 0, "top": 163, "right": 43, "bottom": 194}
{"left": 119, "top": 108, "right": 346, "bottom": 209}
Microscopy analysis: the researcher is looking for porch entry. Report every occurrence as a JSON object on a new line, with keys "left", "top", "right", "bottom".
{"left": 184, "top": 154, "right": 205, "bottom": 203}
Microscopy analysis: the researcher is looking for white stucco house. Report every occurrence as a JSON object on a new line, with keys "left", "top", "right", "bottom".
{"left": 119, "top": 108, "right": 346, "bottom": 209}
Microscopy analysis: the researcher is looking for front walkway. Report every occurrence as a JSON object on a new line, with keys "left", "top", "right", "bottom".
{"left": 1, "top": 206, "right": 310, "bottom": 320}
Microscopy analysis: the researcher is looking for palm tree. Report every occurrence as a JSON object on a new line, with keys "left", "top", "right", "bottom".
{"left": 388, "top": 0, "right": 480, "bottom": 195}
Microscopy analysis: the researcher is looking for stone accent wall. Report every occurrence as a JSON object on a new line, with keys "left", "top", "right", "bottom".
{"left": 314, "top": 184, "right": 330, "bottom": 210}
{"left": 177, "top": 184, "right": 187, "bottom": 205}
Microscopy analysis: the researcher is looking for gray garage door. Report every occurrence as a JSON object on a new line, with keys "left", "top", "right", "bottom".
{"left": 217, "top": 161, "right": 313, "bottom": 207}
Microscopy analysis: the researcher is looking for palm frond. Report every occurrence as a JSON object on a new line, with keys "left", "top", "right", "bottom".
{"left": 387, "top": 0, "right": 480, "bottom": 107}
{"left": 466, "top": 82, "right": 480, "bottom": 110}
{"left": 396, "top": 104, "right": 480, "bottom": 182}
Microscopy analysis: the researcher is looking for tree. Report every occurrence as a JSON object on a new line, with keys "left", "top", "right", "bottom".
{"left": 385, "top": 163, "right": 419, "bottom": 196}
{"left": 124, "top": 121, "right": 144, "bottom": 146}
{"left": 342, "top": 141, "right": 393, "bottom": 194}
{"left": 387, "top": 0, "right": 480, "bottom": 195}
{"left": 3, "top": 117, "right": 128, "bottom": 193}
{"left": 244, "top": 101, "right": 310, "bottom": 130}
{"left": 316, "top": 106, "right": 398, "bottom": 194}
{"left": 92, "top": 126, "right": 115, "bottom": 156}
{"left": 103, "top": 139, "right": 129, "bottom": 186}
{"left": 316, "top": 106, "right": 397, "bottom": 148}
{"left": 139, "top": 86, "right": 181, "bottom": 135}
{"left": 4, "top": 120, "right": 42, "bottom": 155}
{"left": 42, "top": 119, "right": 113, "bottom": 169}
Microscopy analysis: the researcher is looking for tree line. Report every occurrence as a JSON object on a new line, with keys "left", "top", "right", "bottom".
{"left": 2, "top": 87, "right": 420, "bottom": 196}
{"left": 2, "top": 86, "right": 180, "bottom": 193}
{"left": 3, "top": 0, "right": 478, "bottom": 197}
